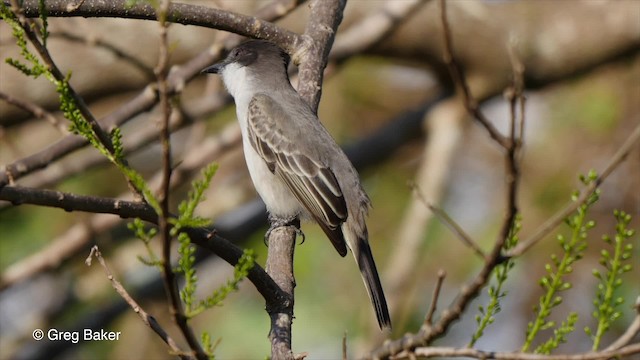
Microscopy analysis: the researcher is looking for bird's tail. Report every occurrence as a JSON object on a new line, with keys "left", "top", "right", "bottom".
{"left": 350, "top": 234, "right": 392, "bottom": 330}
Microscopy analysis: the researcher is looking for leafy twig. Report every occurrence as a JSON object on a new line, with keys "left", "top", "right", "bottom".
{"left": 586, "top": 210, "right": 635, "bottom": 350}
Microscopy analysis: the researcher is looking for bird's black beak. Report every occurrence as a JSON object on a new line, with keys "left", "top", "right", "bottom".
{"left": 201, "top": 62, "right": 224, "bottom": 74}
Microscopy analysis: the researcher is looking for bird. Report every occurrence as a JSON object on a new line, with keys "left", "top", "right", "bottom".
{"left": 202, "top": 40, "right": 391, "bottom": 330}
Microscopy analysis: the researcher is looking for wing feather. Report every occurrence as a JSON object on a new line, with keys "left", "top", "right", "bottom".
{"left": 248, "top": 94, "right": 348, "bottom": 256}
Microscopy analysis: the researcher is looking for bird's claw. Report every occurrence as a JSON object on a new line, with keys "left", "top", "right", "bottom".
{"left": 264, "top": 214, "right": 305, "bottom": 246}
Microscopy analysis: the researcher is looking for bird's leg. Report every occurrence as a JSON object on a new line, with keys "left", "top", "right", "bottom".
{"left": 265, "top": 213, "right": 305, "bottom": 246}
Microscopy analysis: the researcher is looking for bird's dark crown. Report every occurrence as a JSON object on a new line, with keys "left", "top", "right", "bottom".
{"left": 229, "top": 40, "right": 290, "bottom": 72}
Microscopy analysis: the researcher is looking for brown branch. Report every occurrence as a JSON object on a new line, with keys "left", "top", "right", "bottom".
{"left": 49, "top": 30, "right": 155, "bottom": 79}
{"left": 405, "top": 343, "right": 640, "bottom": 360}
{"left": 507, "top": 121, "right": 640, "bottom": 257}
{"left": 265, "top": 220, "right": 298, "bottom": 360}
{"left": 0, "top": 121, "right": 240, "bottom": 286}
{"left": 154, "top": 1, "right": 206, "bottom": 358}
{"left": 411, "top": 183, "right": 486, "bottom": 259}
{"left": 0, "top": 184, "right": 286, "bottom": 309}
{"left": 438, "top": 0, "right": 510, "bottom": 149}
{"left": 295, "top": 0, "right": 347, "bottom": 111}
{"left": 369, "top": 3, "right": 527, "bottom": 357}
{"left": 330, "top": 0, "right": 429, "bottom": 61}
{"left": 85, "top": 246, "right": 190, "bottom": 359}
{"left": 0, "top": 90, "right": 67, "bottom": 134}
{"left": 423, "top": 269, "right": 446, "bottom": 327}
{"left": 1, "top": 0, "right": 303, "bottom": 188}
{"left": 0, "top": 84, "right": 159, "bottom": 187}
{"left": 5, "top": 0, "right": 150, "bottom": 201}
{"left": 17, "top": 0, "right": 303, "bottom": 53}
{"left": 8, "top": 0, "right": 116, "bottom": 154}
{"left": 157, "top": 3, "right": 206, "bottom": 357}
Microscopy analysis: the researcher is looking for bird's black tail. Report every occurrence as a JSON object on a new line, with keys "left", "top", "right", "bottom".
{"left": 354, "top": 236, "right": 392, "bottom": 330}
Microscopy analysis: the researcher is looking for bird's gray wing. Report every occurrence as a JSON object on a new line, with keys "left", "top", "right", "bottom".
{"left": 247, "top": 94, "right": 348, "bottom": 256}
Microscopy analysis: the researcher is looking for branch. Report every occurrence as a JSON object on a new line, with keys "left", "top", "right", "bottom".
{"left": 16, "top": 0, "right": 303, "bottom": 53}
{"left": 507, "top": 121, "right": 640, "bottom": 257}
{"left": 153, "top": 1, "right": 207, "bottom": 358}
{"left": 423, "top": 269, "right": 446, "bottom": 327}
{"left": 258, "top": 0, "right": 347, "bottom": 356}
{"left": 265, "top": 219, "right": 298, "bottom": 360}
{"left": 331, "top": 0, "right": 428, "bottom": 61}
{"left": 0, "top": 90, "right": 68, "bottom": 134}
{"left": 438, "top": 0, "right": 510, "bottom": 149}
{"left": 605, "top": 297, "right": 640, "bottom": 351}
{"left": 49, "top": 30, "right": 155, "bottom": 79}
{"left": 295, "top": 0, "right": 346, "bottom": 111}
{"left": 86, "top": 246, "right": 189, "bottom": 359}
{"left": 370, "top": 2, "right": 526, "bottom": 357}
{"left": 0, "top": 84, "right": 159, "bottom": 187}
{"left": 0, "top": 185, "right": 286, "bottom": 309}
{"left": 8, "top": 0, "right": 116, "bottom": 154}
{"left": 411, "top": 183, "right": 486, "bottom": 259}
{"left": 405, "top": 343, "right": 640, "bottom": 360}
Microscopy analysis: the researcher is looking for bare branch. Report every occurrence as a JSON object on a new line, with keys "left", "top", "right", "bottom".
{"left": 369, "top": 3, "right": 528, "bottom": 357}
{"left": 423, "top": 269, "right": 446, "bottom": 328}
{"left": 16, "top": 0, "right": 303, "bottom": 53}
{"left": 296, "top": 0, "right": 346, "bottom": 111}
{"left": 86, "top": 246, "right": 189, "bottom": 359}
{"left": 0, "top": 185, "right": 286, "bottom": 308}
{"left": 0, "top": 85, "right": 158, "bottom": 187}
{"left": 154, "top": 1, "right": 206, "bottom": 358}
{"left": 438, "top": 0, "right": 510, "bottom": 149}
{"left": 0, "top": 91, "right": 68, "bottom": 134}
{"left": 507, "top": 121, "right": 640, "bottom": 257}
{"left": 265, "top": 220, "right": 298, "bottom": 360}
{"left": 411, "top": 183, "right": 486, "bottom": 259}
{"left": 8, "top": 0, "right": 116, "bottom": 154}
{"left": 49, "top": 30, "right": 155, "bottom": 79}
{"left": 405, "top": 343, "right": 640, "bottom": 360}
{"left": 331, "top": 0, "right": 428, "bottom": 61}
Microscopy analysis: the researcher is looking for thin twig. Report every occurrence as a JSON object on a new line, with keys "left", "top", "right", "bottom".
{"left": 410, "top": 182, "right": 486, "bottom": 259}
{"left": 7, "top": 0, "right": 148, "bottom": 201}
{"left": 406, "top": 343, "right": 640, "bottom": 359}
{"left": 8, "top": 0, "right": 115, "bottom": 153}
{"left": 424, "top": 270, "right": 446, "bottom": 328}
{"left": 438, "top": 0, "right": 510, "bottom": 149}
{"left": 17, "top": 0, "right": 303, "bottom": 53}
{"left": 369, "top": 3, "right": 527, "bottom": 357}
{"left": 507, "top": 122, "right": 640, "bottom": 257}
{"left": 330, "top": 0, "right": 428, "bottom": 61}
{"left": 49, "top": 30, "right": 155, "bottom": 79}
{"left": 86, "top": 246, "right": 189, "bottom": 359}
{"left": 0, "top": 91, "right": 68, "bottom": 134}
{"left": 342, "top": 331, "right": 348, "bottom": 360}
{"left": 0, "top": 184, "right": 286, "bottom": 304}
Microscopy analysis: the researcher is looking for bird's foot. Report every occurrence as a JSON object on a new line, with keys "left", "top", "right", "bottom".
{"left": 264, "top": 214, "right": 305, "bottom": 246}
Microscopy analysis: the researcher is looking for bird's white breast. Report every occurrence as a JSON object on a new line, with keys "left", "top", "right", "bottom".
{"left": 220, "top": 63, "right": 303, "bottom": 218}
